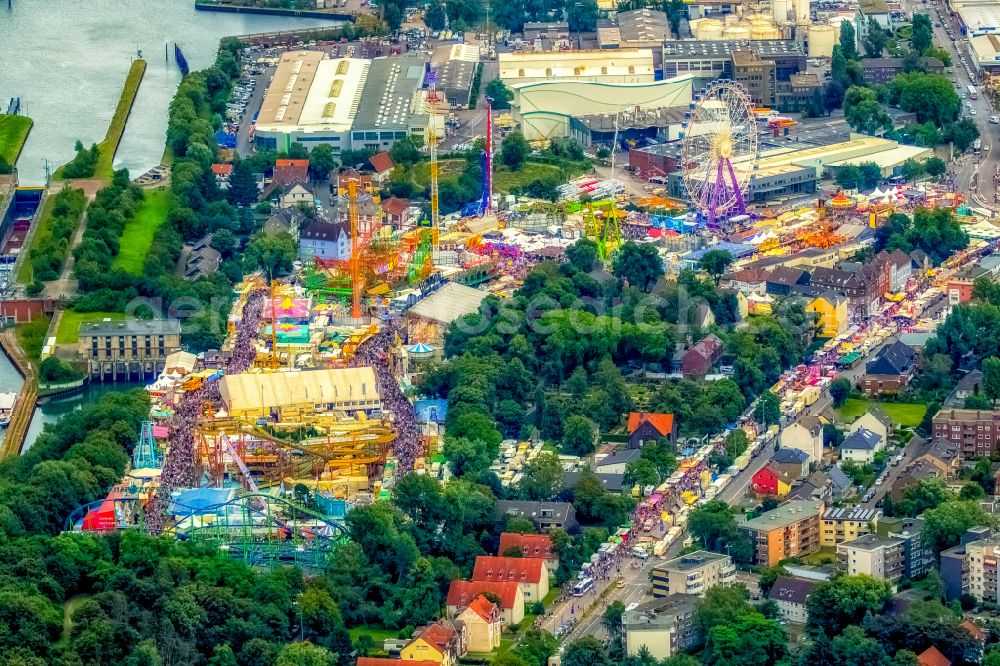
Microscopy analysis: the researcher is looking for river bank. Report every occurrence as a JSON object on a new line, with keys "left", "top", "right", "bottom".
{"left": 195, "top": 1, "right": 356, "bottom": 21}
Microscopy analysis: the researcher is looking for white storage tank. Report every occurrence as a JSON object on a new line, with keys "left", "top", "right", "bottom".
{"left": 755, "top": 25, "right": 782, "bottom": 39}
{"left": 772, "top": 0, "right": 791, "bottom": 23}
{"left": 808, "top": 23, "right": 836, "bottom": 57}
{"left": 723, "top": 25, "right": 750, "bottom": 40}
{"left": 697, "top": 19, "right": 724, "bottom": 40}
{"left": 792, "top": 0, "right": 810, "bottom": 22}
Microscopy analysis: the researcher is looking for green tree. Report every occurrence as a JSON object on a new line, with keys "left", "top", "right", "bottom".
{"left": 836, "top": 164, "right": 863, "bottom": 190}
{"left": 756, "top": 391, "right": 781, "bottom": 426}
{"left": 806, "top": 574, "right": 893, "bottom": 637}
{"left": 912, "top": 13, "right": 933, "bottom": 55}
{"left": 944, "top": 117, "right": 980, "bottom": 152}
{"left": 243, "top": 231, "right": 296, "bottom": 279}
{"left": 863, "top": 17, "right": 888, "bottom": 57}
{"left": 309, "top": 144, "right": 338, "bottom": 179}
{"left": 501, "top": 131, "right": 530, "bottom": 170}
{"left": 275, "top": 642, "right": 335, "bottom": 666}
{"left": 704, "top": 611, "right": 787, "bottom": 666}
{"left": 226, "top": 156, "right": 259, "bottom": 207}
{"left": 891, "top": 72, "right": 961, "bottom": 125}
{"left": 698, "top": 249, "right": 734, "bottom": 286}
{"left": 841, "top": 20, "right": 859, "bottom": 59}
{"left": 901, "top": 158, "right": 925, "bottom": 182}
{"left": 566, "top": 238, "right": 599, "bottom": 272}
{"left": 923, "top": 500, "right": 995, "bottom": 553}
{"left": 688, "top": 501, "right": 753, "bottom": 562}
{"left": 759, "top": 565, "right": 789, "bottom": 596}
{"left": 960, "top": 482, "right": 986, "bottom": 500}
{"left": 562, "top": 415, "right": 596, "bottom": 456}
{"left": 695, "top": 584, "right": 753, "bottom": 636}
{"left": 485, "top": 78, "right": 514, "bottom": 110}
{"left": 425, "top": 2, "right": 447, "bottom": 29}
{"left": 624, "top": 458, "right": 661, "bottom": 488}
{"left": 925, "top": 156, "right": 947, "bottom": 178}
{"left": 983, "top": 356, "right": 1000, "bottom": 404}
{"left": 611, "top": 241, "right": 664, "bottom": 292}
{"left": 832, "top": 45, "right": 848, "bottom": 82}
{"left": 561, "top": 637, "right": 608, "bottom": 666}
{"left": 389, "top": 136, "right": 422, "bottom": 167}
{"left": 517, "top": 451, "right": 565, "bottom": 500}
{"left": 829, "top": 377, "right": 852, "bottom": 407}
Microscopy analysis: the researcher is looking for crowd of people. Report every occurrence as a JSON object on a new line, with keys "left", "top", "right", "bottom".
{"left": 145, "top": 290, "right": 266, "bottom": 534}
{"left": 351, "top": 314, "right": 419, "bottom": 474}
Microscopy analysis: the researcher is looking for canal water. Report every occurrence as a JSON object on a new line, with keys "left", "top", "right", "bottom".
{"left": 0, "top": 0, "right": 341, "bottom": 185}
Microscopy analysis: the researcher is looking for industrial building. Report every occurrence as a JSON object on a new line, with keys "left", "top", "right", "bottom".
{"left": 661, "top": 40, "right": 806, "bottom": 89}
{"left": 79, "top": 318, "right": 183, "bottom": 381}
{"left": 499, "top": 49, "right": 656, "bottom": 87}
{"left": 218, "top": 367, "right": 381, "bottom": 421}
{"left": 510, "top": 75, "right": 692, "bottom": 141}
{"left": 957, "top": 5, "right": 1000, "bottom": 74}
{"left": 254, "top": 51, "right": 432, "bottom": 154}
{"left": 732, "top": 50, "right": 777, "bottom": 106}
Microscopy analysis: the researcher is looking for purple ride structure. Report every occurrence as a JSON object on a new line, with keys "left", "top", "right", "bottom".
{"left": 680, "top": 81, "right": 759, "bottom": 226}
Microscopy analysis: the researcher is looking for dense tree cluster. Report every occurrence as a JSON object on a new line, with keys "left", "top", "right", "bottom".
{"left": 25, "top": 186, "right": 86, "bottom": 287}
{"left": 873, "top": 208, "right": 968, "bottom": 265}
{"left": 61, "top": 140, "right": 100, "bottom": 179}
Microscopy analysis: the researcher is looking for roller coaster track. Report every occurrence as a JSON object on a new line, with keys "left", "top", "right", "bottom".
{"left": 65, "top": 492, "right": 348, "bottom": 569}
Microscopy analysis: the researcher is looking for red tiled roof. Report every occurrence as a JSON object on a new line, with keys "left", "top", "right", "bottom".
{"left": 357, "top": 659, "right": 439, "bottom": 666}
{"left": 273, "top": 159, "right": 309, "bottom": 185}
{"left": 446, "top": 580, "right": 521, "bottom": 608}
{"left": 627, "top": 412, "right": 674, "bottom": 437}
{"left": 369, "top": 151, "right": 395, "bottom": 174}
{"left": 417, "top": 623, "right": 456, "bottom": 653}
{"left": 917, "top": 646, "right": 951, "bottom": 666}
{"left": 275, "top": 159, "right": 309, "bottom": 168}
{"left": 211, "top": 163, "right": 233, "bottom": 176}
{"left": 472, "top": 556, "right": 545, "bottom": 584}
{"left": 382, "top": 197, "right": 410, "bottom": 217}
{"left": 498, "top": 533, "right": 555, "bottom": 560}
{"left": 465, "top": 595, "right": 500, "bottom": 622}
{"left": 686, "top": 333, "right": 723, "bottom": 360}
{"left": 961, "top": 619, "right": 986, "bottom": 641}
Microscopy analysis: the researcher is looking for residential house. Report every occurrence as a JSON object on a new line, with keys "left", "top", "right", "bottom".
{"left": 722, "top": 268, "right": 768, "bottom": 297}
{"left": 807, "top": 291, "right": 849, "bottom": 338}
{"left": 890, "top": 458, "right": 945, "bottom": 501}
{"left": 946, "top": 256, "right": 1000, "bottom": 304}
{"left": 455, "top": 596, "right": 502, "bottom": 653}
{"left": 849, "top": 406, "right": 893, "bottom": 442}
{"left": 446, "top": 580, "right": 524, "bottom": 625}
{"left": 837, "top": 534, "right": 904, "bottom": 587}
{"left": 917, "top": 646, "right": 951, "bottom": 666}
{"left": 740, "top": 500, "right": 824, "bottom": 566}
{"left": 401, "top": 621, "right": 466, "bottom": 666}
{"left": 623, "top": 595, "right": 700, "bottom": 660}
{"left": 211, "top": 163, "right": 233, "bottom": 189}
{"left": 772, "top": 447, "right": 810, "bottom": 479}
{"left": 919, "top": 440, "right": 960, "bottom": 478}
{"left": 382, "top": 196, "right": 412, "bottom": 228}
{"left": 681, "top": 333, "right": 723, "bottom": 378}
{"left": 494, "top": 501, "right": 578, "bottom": 532}
{"left": 751, "top": 463, "right": 797, "bottom": 497}
{"left": 862, "top": 57, "right": 944, "bottom": 84}
{"left": 627, "top": 412, "right": 676, "bottom": 447}
{"left": 821, "top": 506, "right": 879, "bottom": 546}
{"left": 281, "top": 181, "right": 314, "bottom": 209}
{"left": 367, "top": 151, "right": 396, "bottom": 186}
{"left": 563, "top": 471, "right": 627, "bottom": 494}
{"left": 597, "top": 448, "right": 643, "bottom": 475}
{"left": 828, "top": 465, "right": 854, "bottom": 500}
{"left": 497, "top": 532, "right": 556, "bottom": 568}
{"left": 779, "top": 414, "right": 824, "bottom": 463}
{"left": 876, "top": 249, "right": 913, "bottom": 293}
{"left": 932, "top": 408, "right": 1000, "bottom": 459}
{"left": 357, "top": 659, "right": 438, "bottom": 666}
{"left": 839, "top": 428, "right": 883, "bottom": 464}
{"left": 273, "top": 159, "right": 310, "bottom": 187}
{"left": 769, "top": 575, "right": 818, "bottom": 624}
{"left": 336, "top": 168, "right": 374, "bottom": 195}
{"left": 182, "top": 236, "right": 222, "bottom": 280}
{"left": 945, "top": 370, "right": 983, "bottom": 408}
{"left": 299, "top": 219, "right": 350, "bottom": 263}
{"left": 471, "top": 556, "right": 549, "bottom": 603}
{"left": 765, "top": 266, "right": 811, "bottom": 295}
{"left": 810, "top": 261, "right": 887, "bottom": 317}
{"left": 651, "top": 550, "right": 736, "bottom": 597}
{"left": 263, "top": 206, "right": 306, "bottom": 240}
{"left": 860, "top": 341, "right": 918, "bottom": 395}
{"left": 787, "top": 470, "right": 833, "bottom": 502}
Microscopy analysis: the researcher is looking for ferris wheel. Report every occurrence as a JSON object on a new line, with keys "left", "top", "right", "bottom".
{"left": 680, "top": 81, "right": 759, "bottom": 226}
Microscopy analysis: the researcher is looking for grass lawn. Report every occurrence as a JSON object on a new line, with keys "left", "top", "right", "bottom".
{"left": 15, "top": 316, "right": 50, "bottom": 363}
{"left": 798, "top": 546, "right": 838, "bottom": 566}
{"left": 409, "top": 159, "right": 585, "bottom": 195}
{"left": 15, "top": 193, "right": 59, "bottom": 283}
{"left": 56, "top": 310, "right": 127, "bottom": 345}
{"left": 0, "top": 114, "right": 33, "bottom": 166}
{"left": 836, "top": 398, "right": 927, "bottom": 428}
{"left": 113, "top": 187, "right": 171, "bottom": 274}
{"left": 347, "top": 626, "right": 398, "bottom": 644}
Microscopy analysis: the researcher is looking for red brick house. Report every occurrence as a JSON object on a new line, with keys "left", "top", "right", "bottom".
{"left": 368, "top": 151, "right": 396, "bottom": 186}
{"left": 382, "top": 196, "right": 412, "bottom": 228}
{"left": 627, "top": 412, "right": 676, "bottom": 447}
{"left": 682, "top": 333, "right": 723, "bottom": 378}
{"left": 471, "top": 556, "right": 549, "bottom": 603}
{"left": 445, "top": 580, "right": 524, "bottom": 625}
{"left": 273, "top": 159, "right": 310, "bottom": 187}
{"left": 498, "top": 532, "right": 556, "bottom": 563}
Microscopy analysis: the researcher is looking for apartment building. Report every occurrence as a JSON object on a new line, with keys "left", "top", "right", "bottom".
{"left": 651, "top": 551, "right": 736, "bottom": 597}
{"left": 821, "top": 507, "right": 879, "bottom": 546}
{"left": 740, "top": 500, "right": 824, "bottom": 566}
{"left": 887, "top": 517, "right": 934, "bottom": 581}
{"left": 837, "top": 534, "right": 904, "bottom": 587}
{"left": 932, "top": 408, "right": 1000, "bottom": 459}
{"left": 966, "top": 537, "right": 1000, "bottom": 603}
{"left": 732, "top": 50, "right": 777, "bottom": 107}
{"left": 623, "top": 595, "right": 700, "bottom": 660}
